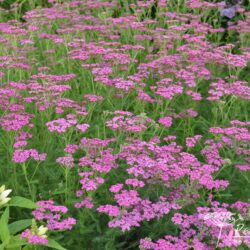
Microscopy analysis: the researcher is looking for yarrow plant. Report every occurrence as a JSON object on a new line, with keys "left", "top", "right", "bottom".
{"left": 0, "top": 0, "right": 249, "bottom": 249}
{"left": 0, "top": 185, "right": 70, "bottom": 249}
{"left": 21, "top": 222, "right": 49, "bottom": 245}
{"left": 32, "top": 200, "right": 76, "bottom": 231}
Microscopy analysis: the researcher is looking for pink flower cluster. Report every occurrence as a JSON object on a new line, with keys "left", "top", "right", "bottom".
{"left": 46, "top": 117, "right": 77, "bottom": 133}
{"left": 140, "top": 198, "right": 250, "bottom": 249}
{"left": 0, "top": 0, "right": 249, "bottom": 248}
{"left": 12, "top": 149, "right": 46, "bottom": 163}
{"left": 98, "top": 194, "right": 180, "bottom": 231}
{"left": 158, "top": 116, "right": 173, "bottom": 128}
{"left": 32, "top": 200, "right": 76, "bottom": 230}
{"left": 21, "top": 229, "right": 48, "bottom": 245}
{"left": 106, "top": 111, "right": 153, "bottom": 133}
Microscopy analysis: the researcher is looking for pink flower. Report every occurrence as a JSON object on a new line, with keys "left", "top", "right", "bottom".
{"left": 114, "top": 190, "right": 141, "bottom": 208}
{"left": 56, "top": 156, "right": 74, "bottom": 168}
{"left": 97, "top": 205, "right": 120, "bottom": 217}
{"left": 76, "top": 123, "right": 90, "bottom": 132}
{"left": 158, "top": 116, "right": 172, "bottom": 128}
{"left": 21, "top": 229, "right": 48, "bottom": 245}
{"left": 32, "top": 200, "right": 76, "bottom": 231}
{"left": 125, "top": 179, "right": 145, "bottom": 187}
{"left": 109, "top": 184, "right": 123, "bottom": 193}
{"left": 75, "top": 197, "right": 94, "bottom": 209}
{"left": 186, "top": 135, "right": 202, "bottom": 148}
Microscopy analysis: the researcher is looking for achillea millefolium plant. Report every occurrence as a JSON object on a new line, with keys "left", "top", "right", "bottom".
{"left": 0, "top": 0, "right": 250, "bottom": 249}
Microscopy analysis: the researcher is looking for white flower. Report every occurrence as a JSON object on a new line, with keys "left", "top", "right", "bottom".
{"left": 0, "top": 185, "right": 12, "bottom": 206}
{"left": 37, "top": 225, "right": 48, "bottom": 238}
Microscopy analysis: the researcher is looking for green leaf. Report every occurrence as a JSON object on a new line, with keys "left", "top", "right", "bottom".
{"left": 47, "top": 239, "right": 67, "bottom": 250}
{"left": 9, "top": 197, "right": 38, "bottom": 209}
{"left": 22, "top": 246, "right": 34, "bottom": 250}
{"left": 0, "top": 207, "right": 10, "bottom": 243}
{"left": 5, "top": 235, "right": 27, "bottom": 249}
{"left": 9, "top": 219, "right": 32, "bottom": 235}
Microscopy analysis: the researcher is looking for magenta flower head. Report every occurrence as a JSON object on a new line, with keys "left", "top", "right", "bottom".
{"left": 21, "top": 220, "right": 48, "bottom": 245}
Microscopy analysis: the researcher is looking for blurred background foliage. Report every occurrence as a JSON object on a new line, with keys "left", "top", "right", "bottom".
{"left": 0, "top": 0, "right": 52, "bottom": 21}
{"left": 0, "top": 0, "right": 249, "bottom": 21}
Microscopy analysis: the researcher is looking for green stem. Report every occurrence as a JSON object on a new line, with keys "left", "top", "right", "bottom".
{"left": 22, "top": 163, "right": 33, "bottom": 200}
{"left": 65, "top": 167, "right": 70, "bottom": 204}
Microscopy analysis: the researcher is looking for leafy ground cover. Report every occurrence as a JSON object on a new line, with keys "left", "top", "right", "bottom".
{"left": 0, "top": 0, "right": 250, "bottom": 249}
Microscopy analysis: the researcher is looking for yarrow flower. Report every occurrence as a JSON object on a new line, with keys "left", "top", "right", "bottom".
{"left": 186, "top": 135, "right": 202, "bottom": 148}
{"left": 21, "top": 220, "right": 48, "bottom": 245}
{"left": 12, "top": 149, "right": 46, "bottom": 163}
{"left": 158, "top": 116, "right": 172, "bottom": 128}
{"left": 76, "top": 123, "right": 90, "bottom": 132}
{"left": 46, "top": 118, "right": 77, "bottom": 133}
{"left": 0, "top": 1, "right": 249, "bottom": 249}
{"left": 32, "top": 200, "right": 76, "bottom": 231}
{"left": 74, "top": 197, "right": 94, "bottom": 209}
{"left": 56, "top": 156, "right": 74, "bottom": 168}
{"left": 109, "top": 184, "right": 123, "bottom": 193}
{"left": 106, "top": 112, "right": 152, "bottom": 133}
